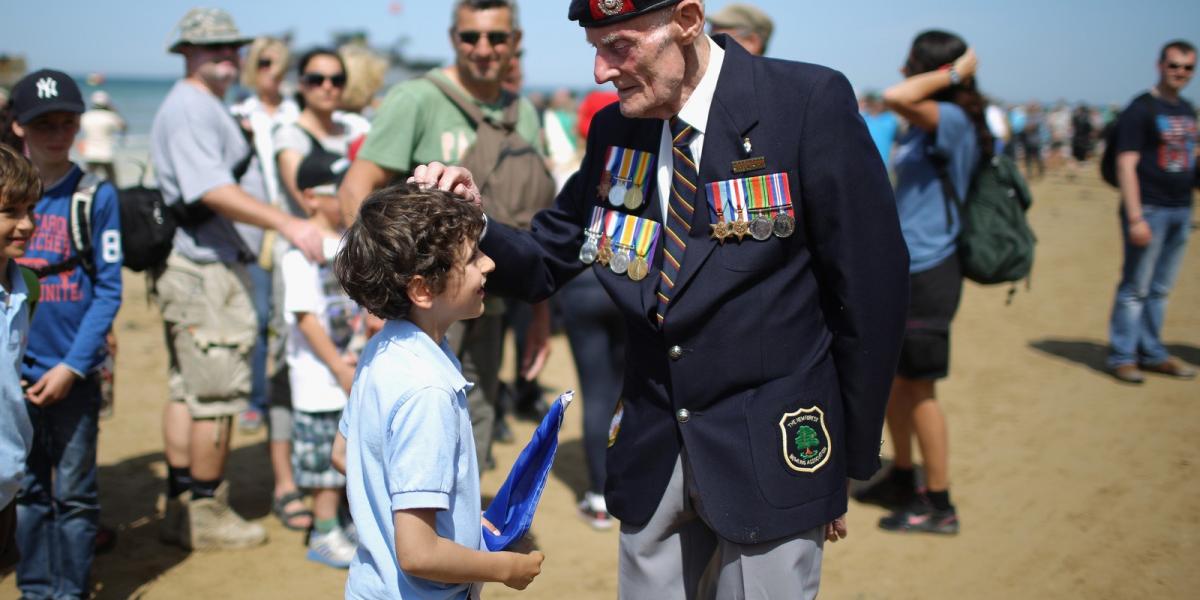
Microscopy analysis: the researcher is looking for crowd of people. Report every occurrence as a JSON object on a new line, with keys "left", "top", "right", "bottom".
{"left": 0, "top": 0, "right": 1195, "bottom": 598}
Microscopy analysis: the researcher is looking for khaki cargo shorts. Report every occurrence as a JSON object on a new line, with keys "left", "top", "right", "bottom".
{"left": 152, "top": 252, "right": 258, "bottom": 419}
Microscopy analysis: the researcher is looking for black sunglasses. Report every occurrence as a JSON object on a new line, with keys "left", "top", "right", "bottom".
{"left": 457, "top": 30, "right": 511, "bottom": 46}
{"left": 256, "top": 58, "right": 273, "bottom": 70}
{"left": 301, "top": 72, "right": 347, "bottom": 88}
{"left": 1165, "top": 62, "right": 1196, "bottom": 72}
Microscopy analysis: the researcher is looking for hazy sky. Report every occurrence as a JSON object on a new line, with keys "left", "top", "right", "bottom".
{"left": 3, "top": 0, "right": 1199, "bottom": 105}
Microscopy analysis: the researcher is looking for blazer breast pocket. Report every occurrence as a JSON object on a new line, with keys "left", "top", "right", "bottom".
{"left": 717, "top": 237, "right": 786, "bottom": 272}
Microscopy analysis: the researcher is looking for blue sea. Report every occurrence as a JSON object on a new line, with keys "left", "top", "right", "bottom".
{"left": 74, "top": 75, "right": 260, "bottom": 185}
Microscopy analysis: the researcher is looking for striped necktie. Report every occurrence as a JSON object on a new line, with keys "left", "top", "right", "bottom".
{"left": 656, "top": 117, "right": 699, "bottom": 326}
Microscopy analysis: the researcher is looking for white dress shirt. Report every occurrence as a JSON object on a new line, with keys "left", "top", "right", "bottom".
{"left": 656, "top": 36, "right": 726, "bottom": 220}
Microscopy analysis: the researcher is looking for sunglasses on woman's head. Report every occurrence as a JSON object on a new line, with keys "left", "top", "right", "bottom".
{"left": 301, "top": 73, "right": 347, "bottom": 88}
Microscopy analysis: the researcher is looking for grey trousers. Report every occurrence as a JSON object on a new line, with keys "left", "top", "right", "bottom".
{"left": 447, "top": 310, "right": 505, "bottom": 468}
{"left": 619, "top": 454, "right": 824, "bottom": 600}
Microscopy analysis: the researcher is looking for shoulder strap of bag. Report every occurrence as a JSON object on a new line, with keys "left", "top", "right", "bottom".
{"left": 424, "top": 74, "right": 519, "bottom": 132}
{"left": 33, "top": 172, "right": 100, "bottom": 278}
{"left": 425, "top": 74, "right": 489, "bottom": 128}
{"left": 19, "top": 266, "right": 40, "bottom": 318}
{"left": 925, "top": 133, "right": 963, "bottom": 233}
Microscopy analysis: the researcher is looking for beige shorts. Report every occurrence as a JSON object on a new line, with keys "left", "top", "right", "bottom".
{"left": 152, "top": 252, "right": 258, "bottom": 419}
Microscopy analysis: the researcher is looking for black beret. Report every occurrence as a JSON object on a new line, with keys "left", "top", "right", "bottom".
{"left": 568, "top": 0, "right": 682, "bottom": 28}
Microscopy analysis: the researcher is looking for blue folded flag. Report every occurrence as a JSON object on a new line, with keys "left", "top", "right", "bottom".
{"left": 482, "top": 390, "right": 573, "bottom": 551}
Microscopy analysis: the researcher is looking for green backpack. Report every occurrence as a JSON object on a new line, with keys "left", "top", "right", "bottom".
{"left": 930, "top": 150, "right": 1037, "bottom": 297}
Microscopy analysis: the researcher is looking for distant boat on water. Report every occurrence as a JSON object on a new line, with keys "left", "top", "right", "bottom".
{"left": 0, "top": 53, "right": 27, "bottom": 88}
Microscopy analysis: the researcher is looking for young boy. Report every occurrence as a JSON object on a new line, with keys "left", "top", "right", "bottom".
{"left": 9, "top": 70, "right": 123, "bottom": 598}
{"left": 281, "top": 151, "right": 358, "bottom": 567}
{"left": 0, "top": 145, "right": 40, "bottom": 574}
{"left": 333, "top": 184, "right": 544, "bottom": 598}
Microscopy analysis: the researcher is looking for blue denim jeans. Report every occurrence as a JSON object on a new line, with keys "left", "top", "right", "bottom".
{"left": 1108, "top": 204, "right": 1193, "bottom": 368}
{"left": 16, "top": 377, "right": 101, "bottom": 600}
{"left": 248, "top": 262, "right": 272, "bottom": 414}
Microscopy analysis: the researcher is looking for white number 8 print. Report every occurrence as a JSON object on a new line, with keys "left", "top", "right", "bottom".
{"left": 101, "top": 230, "right": 122, "bottom": 263}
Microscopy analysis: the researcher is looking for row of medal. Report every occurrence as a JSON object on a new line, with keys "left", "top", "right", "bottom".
{"left": 579, "top": 207, "right": 661, "bottom": 281}
{"left": 705, "top": 172, "right": 797, "bottom": 243}
{"left": 597, "top": 146, "right": 656, "bottom": 210}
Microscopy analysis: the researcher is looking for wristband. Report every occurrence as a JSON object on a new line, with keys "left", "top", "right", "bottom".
{"left": 947, "top": 65, "right": 961, "bottom": 86}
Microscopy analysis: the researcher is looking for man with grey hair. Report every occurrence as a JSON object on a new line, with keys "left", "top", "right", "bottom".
{"left": 150, "top": 7, "right": 324, "bottom": 551}
{"left": 412, "top": 0, "right": 908, "bottom": 596}
{"left": 339, "top": 0, "right": 555, "bottom": 472}
{"left": 706, "top": 2, "right": 773, "bottom": 56}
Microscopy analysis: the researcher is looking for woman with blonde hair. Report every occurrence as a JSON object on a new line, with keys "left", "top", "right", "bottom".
{"left": 235, "top": 36, "right": 299, "bottom": 122}
{"left": 337, "top": 44, "right": 388, "bottom": 116}
{"left": 230, "top": 36, "right": 304, "bottom": 528}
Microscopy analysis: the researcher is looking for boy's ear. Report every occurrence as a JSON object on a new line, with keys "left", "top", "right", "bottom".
{"left": 406, "top": 276, "right": 434, "bottom": 310}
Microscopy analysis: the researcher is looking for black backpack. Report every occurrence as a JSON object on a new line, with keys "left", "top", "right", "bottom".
{"left": 116, "top": 147, "right": 256, "bottom": 272}
{"left": 118, "top": 182, "right": 177, "bottom": 272}
{"left": 31, "top": 171, "right": 176, "bottom": 276}
{"left": 1099, "top": 93, "right": 1158, "bottom": 188}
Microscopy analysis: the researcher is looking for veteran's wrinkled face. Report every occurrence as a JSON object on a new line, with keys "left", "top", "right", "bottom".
{"left": 587, "top": 11, "right": 688, "bottom": 120}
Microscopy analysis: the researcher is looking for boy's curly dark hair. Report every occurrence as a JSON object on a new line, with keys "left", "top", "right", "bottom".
{"left": 0, "top": 144, "right": 41, "bottom": 210}
{"left": 335, "top": 183, "right": 486, "bottom": 320}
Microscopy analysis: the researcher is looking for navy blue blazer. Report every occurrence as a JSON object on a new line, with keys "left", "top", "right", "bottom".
{"left": 482, "top": 38, "right": 909, "bottom": 543}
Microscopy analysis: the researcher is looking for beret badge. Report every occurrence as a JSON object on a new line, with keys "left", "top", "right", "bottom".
{"left": 597, "top": 0, "right": 626, "bottom": 16}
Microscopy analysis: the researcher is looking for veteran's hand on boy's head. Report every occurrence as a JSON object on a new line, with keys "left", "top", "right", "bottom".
{"left": 408, "top": 162, "right": 482, "bottom": 207}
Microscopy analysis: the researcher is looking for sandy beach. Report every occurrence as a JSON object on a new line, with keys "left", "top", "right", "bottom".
{"left": 1, "top": 168, "right": 1196, "bottom": 599}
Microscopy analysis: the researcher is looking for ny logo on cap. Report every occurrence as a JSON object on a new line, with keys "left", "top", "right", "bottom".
{"left": 36, "top": 77, "right": 58, "bottom": 99}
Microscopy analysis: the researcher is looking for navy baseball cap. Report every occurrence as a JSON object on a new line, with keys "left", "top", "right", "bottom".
{"left": 10, "top": 69, "right": 85, "bottom": 124}
{"left": 568, "top": 0, "right": 683, "bottom": 28}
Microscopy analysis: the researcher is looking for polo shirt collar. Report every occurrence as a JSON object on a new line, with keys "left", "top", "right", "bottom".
{"left": 384, "top": 319, "right": 470, "bottom": 394}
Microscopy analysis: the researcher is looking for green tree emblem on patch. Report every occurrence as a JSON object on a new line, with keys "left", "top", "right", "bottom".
{"left": 794, "top": 425, "right": 820, "bottom": 457}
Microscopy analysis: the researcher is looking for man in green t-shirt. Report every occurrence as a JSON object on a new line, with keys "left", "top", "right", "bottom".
{"left": 339, "top": 0, "right": 551, "bottom": 469}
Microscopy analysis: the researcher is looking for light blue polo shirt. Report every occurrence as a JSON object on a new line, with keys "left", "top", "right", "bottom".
{"left": 0, "top": 261, "right": 34, "bottom": 510}
{"left": 340, "top": 319, "right": 480, "bottom": 600}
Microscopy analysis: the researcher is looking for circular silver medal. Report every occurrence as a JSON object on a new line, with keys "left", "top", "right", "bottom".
{"left": 579, "top": 239, "right": 599, "bottom": 264}
{"left": 773, "top": 214, "right": 796, "bottom": 238}
{"left": 608, "top": 183, "right": 627, "bottom": 207}
{"left": 609, "top": 250, "right": 630, "bottom": 275}
{"left": 750, "top": 215, "right": 773, "bottom": 241}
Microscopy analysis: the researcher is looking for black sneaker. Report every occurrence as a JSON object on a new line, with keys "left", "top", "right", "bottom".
{"left": 853, "top": 472, "right": 917, "bottom": 509}
{"left": 879, "top": 496, "right": 959, "bottom": 535}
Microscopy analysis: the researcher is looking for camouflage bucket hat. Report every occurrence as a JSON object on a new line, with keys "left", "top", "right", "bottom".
{"left": 168, "top": 7, "right": 252, "bottom": 54}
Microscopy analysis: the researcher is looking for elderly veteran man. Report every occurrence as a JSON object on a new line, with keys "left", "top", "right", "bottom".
{"left": 412, "top": 0, "right": 908, "bottom": 597}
